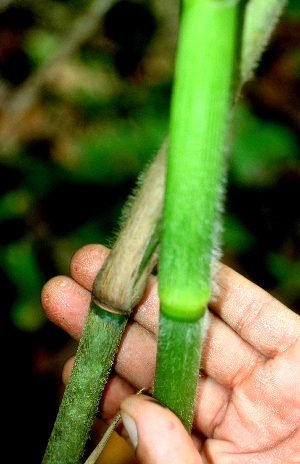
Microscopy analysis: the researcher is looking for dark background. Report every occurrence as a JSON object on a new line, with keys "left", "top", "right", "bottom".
{"left": 1, "top": 1, "right": 300, "bottom": 461}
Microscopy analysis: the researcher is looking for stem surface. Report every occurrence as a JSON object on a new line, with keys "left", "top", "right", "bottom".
{"left": 42, "top": 303, "right": 128, "bottom": 464}
{"left": 154, "top": 312, "right": 203, "bottom": 431}
{"left": 42, "top": 0, "right": 288, "bottom": 458}
{"left": 158, "top": 0, "right": 240, "bottom": 321}
{"left": 43, "top": 143, "right": 166, "bottom": 463}
{"left": 154, "top": 0, "right": 241, "bottom": 432}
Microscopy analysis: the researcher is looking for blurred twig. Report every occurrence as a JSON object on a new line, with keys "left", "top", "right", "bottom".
{"left": 0, "top": 0, "right": 14, "bottom": 13}
{"left": 0, "top": 0, "right": 117, "bottom": 151}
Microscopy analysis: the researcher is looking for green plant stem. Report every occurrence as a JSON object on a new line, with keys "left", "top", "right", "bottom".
{"left": 84, "top": 389, "right": 144, "bottom": 464}
{"left": 154, "top": 0, "right": 242, "bottom": 432}
{"left": 154, "top": 313, "right": 203, "bottom": 431}
{"left": 42, "top": 302, "right": 128, "bottom": 464}
{"left": 42, "top": 0, "right": 288, "bottom": 458}
{"left": 42, "top": 143, "right": 166, "bottom": 463}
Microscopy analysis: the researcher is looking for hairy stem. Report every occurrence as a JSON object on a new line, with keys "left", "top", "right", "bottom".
{"left": 154, "top": 0, "right": 287, "bottom": 433}
{"left": 42, "top": 303, "right": 128, "bottom": 464}
{"left": 154, "top": 0, "right": 242, "bottom": 432}
{"left": 84, "top": 389, "right": 144, "bottom": 464}
{"left": 154, "top": 312, "right": 203, "bottom": 431}
{"left": 43, "top": 0, "right": 288, "bottom": 458}
{"left": 42, "top": 142, "right": 166, "bottom": 463}
{"left": 92, "top": 140, "right": 166, "bottom": 314}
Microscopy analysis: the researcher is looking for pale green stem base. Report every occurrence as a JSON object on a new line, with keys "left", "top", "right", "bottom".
{"left": 42, "top": 301, "right": 128, "bottom": 464}
{"left": 153, "top": 311, "right": 203, "bottom": 433}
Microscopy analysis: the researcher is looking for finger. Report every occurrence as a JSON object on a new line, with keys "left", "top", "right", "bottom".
{"left": 62, "top": 349, "right": 230, "bottom": 441}
{"left": 210, "top": 264, "right": 300, "bottom": 357}
{"left": 194, "top": 375, "right": 230, "bottom": 438}
{"left": 114, "top": 320, "right": 157, "bottom": 391}
{"left": 42, "top": 273, "right": 261, "bottom": 438}
{"left": 70, "top": 244, "right": 160, "bottom": 334}
{"left": 41, "top": 274, "right": 157, "bottom": 391}
{"left": 69, "top": 245, "right": 267, "bottom": 389}
{"left": 70, "top": 244, "right": 109, "bottom": 292}
{"left": 120, "top": 394, "right": 203, "bottom": 464}
{"left": 72, "top": 244, "right": 300, "bottom": 359}
{"left": 41, "top": 275, "right": 90, "bottom": 340}
{"left": 201, "top": 310, "right": 267, "bottom": 389}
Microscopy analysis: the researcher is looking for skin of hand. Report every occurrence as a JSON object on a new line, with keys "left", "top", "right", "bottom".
{"left": 41, "top": 244, "right": 300, "bottom": 464}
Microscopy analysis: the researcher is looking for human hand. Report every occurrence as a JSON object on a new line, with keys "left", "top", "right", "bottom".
{"left": 41, "top": 244, "right": 300, "bottom": 464}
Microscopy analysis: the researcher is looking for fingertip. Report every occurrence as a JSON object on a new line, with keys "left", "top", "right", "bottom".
{"left": 120, "top": 410, "right": 138, "bottom": 449}
{"left": 70, "top": 244, "right": 110, "bottom": 290}
{"left": 41, "top": 275, "right": 90, "bottom": 340}
{"left": 120, "top": 394, "right": 202, "bottom": 464}
{"left": 62, "top": 355, "right": 75, "bottom": 385}
{"left": 41, "top": 275, "right": 69, "bottom": 320}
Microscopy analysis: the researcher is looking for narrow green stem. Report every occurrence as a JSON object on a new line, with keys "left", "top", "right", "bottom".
{"left": 154, "top": 0, "right": 241, "bottom": 429}
{"left": 42, "top": 302, "right": 128, "bottom": 464}
{"left": 43, "top": 144, "right": 166, "bottom": 463}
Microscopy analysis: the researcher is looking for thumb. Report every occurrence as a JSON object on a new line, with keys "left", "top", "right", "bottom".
{"left": 119, "top": 394, "right": 202, "bottom": 464}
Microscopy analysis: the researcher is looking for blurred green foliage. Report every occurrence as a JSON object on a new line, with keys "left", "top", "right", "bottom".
{"left": 225, "top": 100, "right": 300, "bottom": 307}
{"left": 231, "top": 103, "right": 299, "bottom": 188}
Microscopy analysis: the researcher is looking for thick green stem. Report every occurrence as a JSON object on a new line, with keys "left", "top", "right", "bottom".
{"left": 154, "top": 312, "right": 203, "bottom": 432}
{"left": 42, "top": 303, "right": 128, "bottom": 464}
{"left": 158, "top": 0, "right": 240, "bottom": 321}
{"left": 154, "top": 0, "right": 241, "bottom": 430}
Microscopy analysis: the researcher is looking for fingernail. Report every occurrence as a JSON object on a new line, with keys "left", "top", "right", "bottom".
{"left": 146, "top": 397, "right": 167, "bottom": 408}
{"left": 120, "top": 411, "right": 138, "bottom": 449}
